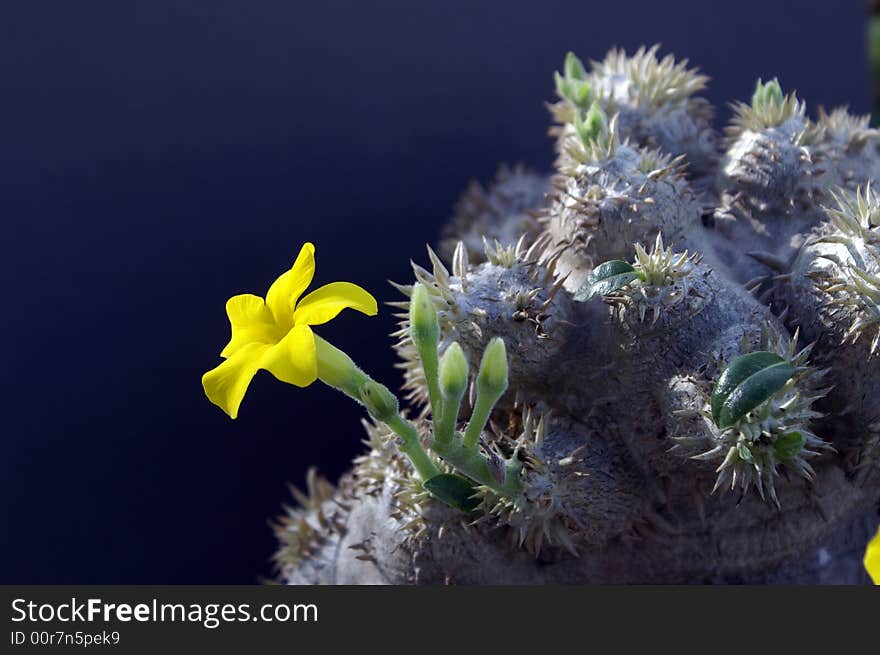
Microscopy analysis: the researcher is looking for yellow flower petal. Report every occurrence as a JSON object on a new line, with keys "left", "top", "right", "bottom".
{"left": 202, "top": 342, "right": 271, "bottom": 419}
{"left": 203, "top": 325, "right": 318, "bottom": 418}
{"left": 866, "top": 526, "right": 880, "bottom": 584}
{"left": 293, "top": 281, "right": 378, "bottom": 326}
{"left": 220, "top": 294, "right": 278, "bottom": 358}
{"left": 261, "top": 324, "right": 318, "bottom": 387}
{"left": 266, "top": 242, "right": 316, "bottom": 326}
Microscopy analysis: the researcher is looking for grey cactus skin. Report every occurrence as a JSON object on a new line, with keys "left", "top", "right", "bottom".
{"left": 276, "top": 47, "right": 880, "bottom": 584}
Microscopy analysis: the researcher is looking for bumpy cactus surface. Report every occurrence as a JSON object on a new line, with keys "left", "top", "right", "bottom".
{"left": 274, "top": 47, "right": 880, "bottom": 584}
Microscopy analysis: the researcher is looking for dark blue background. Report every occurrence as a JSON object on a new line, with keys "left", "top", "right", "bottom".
{"left": 0, "top": 1, "right": 870, "bottom": 582}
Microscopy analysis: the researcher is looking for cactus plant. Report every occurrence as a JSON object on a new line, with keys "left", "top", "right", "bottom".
{"left": 212, "top": 46, "right": 880, "bottom": 584}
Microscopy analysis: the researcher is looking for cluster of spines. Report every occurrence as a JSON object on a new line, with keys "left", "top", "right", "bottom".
{"left": 806, "top": 107, "right": 880, "bottom": 154}
{"left": 272, "top": 468, "right": 344, "bottom": 576}
{"left": 635, "top": 232, "right": 700, "bottom": 285}
{"left": 604, "top": 234, "right": 702, "bottom": 324}
{"left": 813, "top": 185, "right": 880, "bottom": 355}
{"left": 728, "top": 78, "right": 807, "bottom": 138}
{"left": 822, "top": 184, "right": 880, "bottom": 244}
{"left": 474, "top": 408, "right": 582, "bottom": 556}
{"left": 272, "top": 417, "right": 443, "bottom": 575}
{"left": 674, "top": 328, "right": 831, "bottom": 507}
{"left": 560, "top": 102, "right": 620, "bottom": 166}
{"left": 826, "top": 264, "right": 880, "bottom": 356}
{"left": 559, "top": 103, "right": 688, "bottom": 176}
{"left": 591, "top": 44, "right": 709, "bottom": 111}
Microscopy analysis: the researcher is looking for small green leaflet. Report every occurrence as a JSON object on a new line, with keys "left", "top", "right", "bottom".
{"left": 773, "top": 431, "right": 806, "bottom": 460}
{"left": 710, "top": 351, "right": 796, "bottom": 429}
{"left": 424, "top": 474, "right": 480, "bottom": 512}
{"left": 574, "top": 260, "right": 643, "bottom": 301}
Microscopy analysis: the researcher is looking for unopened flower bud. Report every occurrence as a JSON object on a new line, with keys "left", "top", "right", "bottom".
{"left": 575, "top": 101, "right": 607, "bottom": 145}
{"left": 439, "top": 343, "right": 468, "bottom": 403}
{"left": 752, "top": 78, "right": 783, "bottom": 110}
{"left": 409, "top": 283, "right": 439, "bottom": 351}
{"left": 476, "top": 338, "right": 508, "bottom": 400}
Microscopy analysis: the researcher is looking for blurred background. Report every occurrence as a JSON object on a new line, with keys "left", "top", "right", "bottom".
{"left": 0, "top": 1, "right": 871, "bottom": 583}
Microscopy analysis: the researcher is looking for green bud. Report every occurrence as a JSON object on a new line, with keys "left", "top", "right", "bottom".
{"left": 752, "top": 77, "right": 783, "bottom": 109}
{"left": 409, "top": 283, "right": 439, "bottom": 350}
{"left": 764, "top": 78, "right": 783, "bottom": 104}
{"left": 573, "top": 80, "right": 592, "bottom": 106}
{"left": 575, "top": 101, "right": 607, "bottom": 145}
{"left": 439, "top": 342, "right": 468, "bottom": 402}
{"left": 476, "top": 337, "right": 508, "bottom": 399}
{"left": 360, "top": 380, "right": 399, "bottom": 423}
{"left": 583, "top": 101, "right": 607, "bottom": 138}
{"left": 564, "top": 51, "right": 586, "bottom": 81}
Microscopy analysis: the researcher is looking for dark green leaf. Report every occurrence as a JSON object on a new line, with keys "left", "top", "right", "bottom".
{"left": 711, "top": 351, "right": 795, "bottom": 429}
{"left": 773, "top": 431, "right": 806, "bottom": 459}
{"left": 424, "top": 474, "right": 480, "bottom": 512}
{"left": 573, "top": 260, "right": 642, "bottom": 301}
{"left": 711, "top": 352, "right": 785, "bottom": 422}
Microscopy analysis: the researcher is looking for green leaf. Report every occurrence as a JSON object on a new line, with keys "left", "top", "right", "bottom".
{"left": 711, "top": 352, "right": 783, "bottom": 422}
{"left": 564, "top": 51, "right": 586, "bottom": 81}
{"left": 554, "top": 72, "right": 570, "bottom": 100}
{"left": 573, "top": 260, "right": 642, "bottom": 301}
{"left": 574, "top": 81, "right": 592, "bottom": 106}
{"left": 424, "top": 474, "right": 480, "bottom": 512}
{"left": 710, "top": 351, "right": 796, "bottom": 429}
{"left": 773, "top": 431, "right": 806, "bottom": 460}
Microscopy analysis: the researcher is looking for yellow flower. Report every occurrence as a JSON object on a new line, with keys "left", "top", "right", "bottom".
{"left": 866, "top": 526, "right": 880, "bottom": 585}
{"left": 202, "top": 242, "right": 377, "bottom": 418}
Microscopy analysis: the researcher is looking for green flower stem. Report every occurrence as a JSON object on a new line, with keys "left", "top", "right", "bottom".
{"left": 435, "top": 392, "right": 459, "bottom": 446}
{"left": 431, "top": 435, "right": 522, "bottom": 498}
{"left": 314, "top": 331, "right": 520, "bottom": 500}
{"left": 384, "top": 414, "right": 442, "bottom": 481}
{"left": 463, "top": 338, "right": 508, "bottom": 450}
{"left": 462, "top": 390, "right": 497, "bottom": 450}
{"left": 314, "top": 336, "right": 369, "bottom": 400}
{"left": 315, "top": 335, "right": 439, "bottom": 482}
{"left": 436, "top": 343, "right": 467, "bottom": 448}
{"left": 419, "top": 343, "right": 444, "bottom": 426}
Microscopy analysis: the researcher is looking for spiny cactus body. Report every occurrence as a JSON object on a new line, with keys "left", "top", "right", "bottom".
{"left": 277, "top": 46, "right": 880, "bottom": 585}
